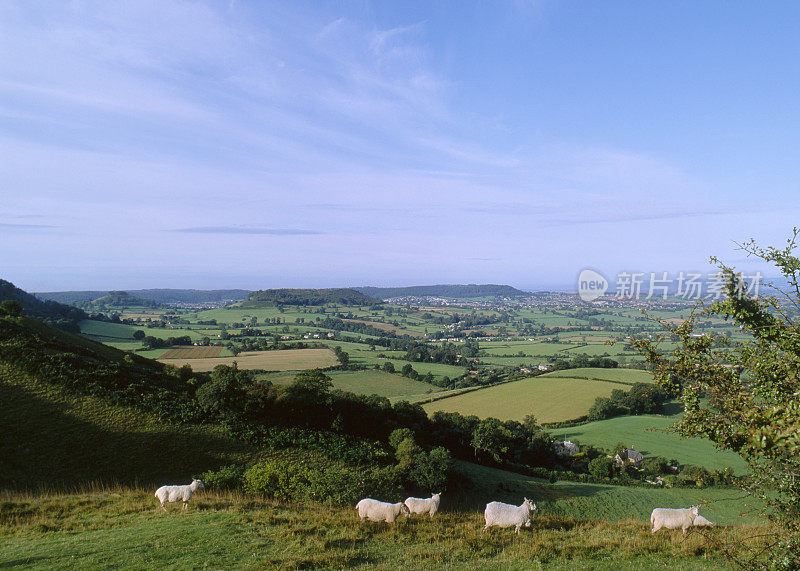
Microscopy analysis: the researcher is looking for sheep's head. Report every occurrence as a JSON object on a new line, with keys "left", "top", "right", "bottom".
{"left": 523, "top": 498, "right": 536, "bottom": 512}
{"left": 401, "top": 504, "right": 411, "bottom": 516}
{"left": 194, "top": 479, "right": 205, "bottom": 489}
{"left": 690, "top": 505, "right": 699, "bottom": 516}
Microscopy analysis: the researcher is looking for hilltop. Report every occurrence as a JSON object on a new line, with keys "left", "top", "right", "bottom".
{"left": 356, "top": 284, "right": 531, "bottom": 299}
{"left": 0, "top": 279, "right": 87, "bottom": 332}
{"left": 35, "top": 288, "right": 251, "bottom": 305}
{"left": 244, "top": 288, "right": 380, "bottom": 306}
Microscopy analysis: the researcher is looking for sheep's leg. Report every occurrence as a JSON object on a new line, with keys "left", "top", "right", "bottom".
{"left": 159, "top": 502, "right": 168, "bottom": 513}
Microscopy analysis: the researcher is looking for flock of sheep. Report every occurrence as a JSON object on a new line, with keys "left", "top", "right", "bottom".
{"left": 155, "top": 480, "right": 715, "bottom": 535}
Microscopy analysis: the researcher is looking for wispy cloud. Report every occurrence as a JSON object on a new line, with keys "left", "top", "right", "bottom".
{"left": 0, "top": 222, "right": 57, "bottom": 230}
{"left": 173, "top": 227, "right": 323, "bottom": 235}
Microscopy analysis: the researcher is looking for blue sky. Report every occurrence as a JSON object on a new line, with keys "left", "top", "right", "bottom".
{"left": 2, "top": 1, "right": 798, "bottom": 291}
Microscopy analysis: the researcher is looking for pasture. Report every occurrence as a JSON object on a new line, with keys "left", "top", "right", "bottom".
{"left": 540, "top": 367, "right": 655, "bottom": 385}
{"left": 0, "top": 484, "right": 768, "bottom": 570}
{"left": 550, "top": 412, "right": 749, "bottom": 473}
{"left": 422, "top": 377, "right": 626, "bottom": 423}
{"left": 159, "top": 348, "right": 338, "bottom": 372}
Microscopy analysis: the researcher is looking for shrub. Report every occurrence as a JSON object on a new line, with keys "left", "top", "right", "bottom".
{"left": 201, "top": 464, "right": 245, "bottom": 490}
{"left": 243, "top": 459, "right": 305, "bottom": 501}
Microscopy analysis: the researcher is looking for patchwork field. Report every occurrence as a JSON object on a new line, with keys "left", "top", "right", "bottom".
{"left": 159, "top": 346, "right": 223, "bottom": 359}
{"left": 422, "top": 376, "right": 625, "bottom": 423}
{"left": 159, "top": 348, "right": 338, "bottom": 372}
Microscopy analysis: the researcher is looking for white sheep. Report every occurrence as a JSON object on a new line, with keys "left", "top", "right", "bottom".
{"left": 356, "top": 498, "right": 410, "bottom": 523}
{"left": 155, "top": 479, "right": 204, "bottom": 512}
{"left": 483, "top": 498, "right": 537, "bottom": 534}
{"left": 650, "top": 505, "right": 700, "bottom": 534}
{"left": 693, "top": 514, "right": 715, "bottom": 527}
{"left": 404, "top": 493, "right": 441, "bottom": 518}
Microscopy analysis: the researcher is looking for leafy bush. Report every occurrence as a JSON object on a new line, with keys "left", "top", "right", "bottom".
{"left": 200, "top": 464, "right": 245, "bottom": 490}
{"left": 243, "top": 459, "right": 304, "bottom": 501}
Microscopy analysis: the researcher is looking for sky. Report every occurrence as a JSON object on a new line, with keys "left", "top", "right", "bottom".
{"left": 2, "top": 1, "right": 799, "bottom": 292}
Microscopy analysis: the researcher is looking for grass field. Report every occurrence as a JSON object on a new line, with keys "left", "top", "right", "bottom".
{"left": 264, "top": 369, "right": 442, "bottom": 400}
{"left": 159, "top": 348, "right": 339, "bottom": 372}
{"left": 549, "top": 413, "right": 749, "bottom": 473}
{"left": 540, "top": 367, "right": 655, "bottom": 385}
{"left": 422, "top": 377, "right": 626, "bottom": 423}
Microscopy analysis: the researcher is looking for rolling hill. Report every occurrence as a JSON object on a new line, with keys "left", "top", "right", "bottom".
{"left": 356, "top": 284, "right": 531, "bottom": 299}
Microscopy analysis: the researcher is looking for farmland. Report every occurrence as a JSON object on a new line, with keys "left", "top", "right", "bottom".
{"left": 422, "top": 376, "right": 626, "bottom": 423}
{"left": 264, "top": 369, "right": 442, "bottom": 399}
{"left": 160, "top": 346, "right": 223, "bottom": 359}
{"left": 159, "top": 348, "right": 338, "bottom": 372}
{"left": 549, "top": 412, "right": 749, "bottom": 473}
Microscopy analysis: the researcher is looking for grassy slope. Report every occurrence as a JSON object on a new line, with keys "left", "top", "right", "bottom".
{"left": 422, "top": 377, "right": 625, "bottom": 423}
{"left": 0, "top": 482, "right": 767, "bottom": 570}
{"left": 0, "top": 362, "right": 252, "bottom": 490}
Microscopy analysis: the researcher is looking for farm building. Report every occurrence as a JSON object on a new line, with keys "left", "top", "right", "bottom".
{"left": 554, "top": 440, "right": 581, "bottom": 457}
{"left": 614, "top": 448, "right": 644, "bottom": 467}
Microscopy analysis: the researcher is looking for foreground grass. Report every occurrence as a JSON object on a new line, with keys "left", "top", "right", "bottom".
{"left": 0, "top": 488, "right": 771, "bottom": 569}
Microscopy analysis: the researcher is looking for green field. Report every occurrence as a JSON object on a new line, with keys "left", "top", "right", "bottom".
{"left": 422, "top": 376, "right": 625, "bottom": 423}
{"left": 541, "top": 367, "right": 655, "bottom": 385}
{"left": 265, "top": 369, "right": 442, "bottom": 400}
{"left": 549, "top": 413, "right": 749, "bottom": 473}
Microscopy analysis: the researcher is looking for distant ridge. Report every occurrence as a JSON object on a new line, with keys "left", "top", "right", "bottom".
{"left": 355, "top": 284, "right": 531, "bottom": 299}
{"left": 36, "top": 289, "right": 251, "bottom": 305}
{"left": 245, "top": 288, "right": 380, "bottom": 306}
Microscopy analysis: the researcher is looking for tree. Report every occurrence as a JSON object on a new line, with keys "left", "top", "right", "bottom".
{"left": 0, "top": 299, "right": 22, "bottom": 317}
{"left": 588, "top": 456, "right": 614, "bottom": 480}
{"left": 632, "top": 230, "right": 800, "bottom": 568}
{"left": 132, "top": 329, "right": 145, "bottom": 340}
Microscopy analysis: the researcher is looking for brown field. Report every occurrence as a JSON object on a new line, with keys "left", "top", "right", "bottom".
{"left": 159, "top": 348, "right": 338, "bottom": 372}
{"left": 342, "top": 318, "right": 425, "bottom": 338}
{"left": 159, "top": 346, "right": 223, "bottom": 359}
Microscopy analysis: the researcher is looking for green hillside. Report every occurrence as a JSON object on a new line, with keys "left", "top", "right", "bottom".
{"left": 549, "top": 413, "right": 749, "bottom": 473}
{"left": 0, "top": 362, "right": 251, "bottom": 489}
{"left": 0, "top": 315, "right": 252, "bottom": 489}
{"left": 0, "top": 279, "right": 87, "bottom": 332}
